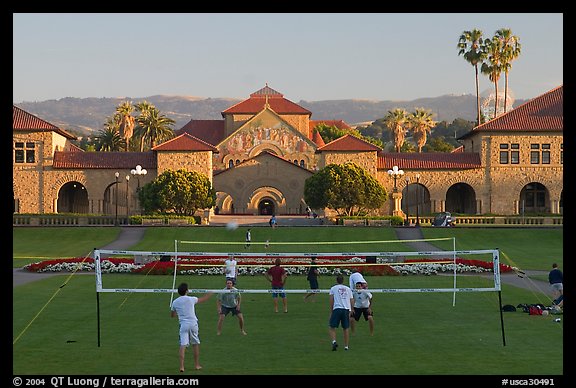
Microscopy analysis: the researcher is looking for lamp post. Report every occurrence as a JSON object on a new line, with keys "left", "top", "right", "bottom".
{"left": 387, "top": 165, "right": 404, "bottom": 217}
{"left": 114, "top": 172, "right": 119, "bottom": 226}
{"left": 387, "top": 165, "right": 404, "bottom": 192}
{"left": 131, "top": 165, "right": 147, "bottom": 215}
{"left": 405, "top": 177, "right": 410, "bottom": 226}
{"left": 125, "top": 175, "right": 130, "bottom": 220}
{"left": 415, "top": 173, "right": 420, "bottom": 227}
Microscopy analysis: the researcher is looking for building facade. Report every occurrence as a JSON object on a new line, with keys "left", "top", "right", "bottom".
{"left": 12, "top": 85, "right": 563, "bottom": 217}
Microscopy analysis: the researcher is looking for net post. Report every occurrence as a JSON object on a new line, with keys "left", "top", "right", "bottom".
{"left": 497, "top": 290, "right": 507, "bottom": 346}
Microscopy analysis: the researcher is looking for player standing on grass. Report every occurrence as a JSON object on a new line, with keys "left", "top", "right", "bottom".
{"left": 217, "top": 279, "right": 247, "bottom": 336}
{"left": 170, "top": 283, "right": 213, "bottom": 372}
{"left": 328, "top": 274, "right": 354, "bottom": 351}
{"left": 245, "top": 228, "right": 251, "bottom": 249}
{"left": 224, "top": 255, "right": 238, "bottom": 285}
{"left": 350, "top": 282, "right": 374, "bottom": 336}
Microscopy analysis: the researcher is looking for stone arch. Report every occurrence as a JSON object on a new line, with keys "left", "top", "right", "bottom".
{"left": 51, "top": 172, "right": 89, "bottom": 214}
{"left": 247, "top": 186, "right": 286, "bottom": 215}
{"left": 248, "top": 143, "right": 284, "bottom": 158}
{"left": 511, "top": 175, "right": 555, "bottom": 214}
{"left": 445, "top": 182, "right": 477, "bottom": 214}
{"left": 216, "top": 191, "right": 235, "bottom": 214}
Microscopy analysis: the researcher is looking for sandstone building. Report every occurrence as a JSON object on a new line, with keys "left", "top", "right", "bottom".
{"left": 12, "top": 85, "right": 563, "bottom": 218}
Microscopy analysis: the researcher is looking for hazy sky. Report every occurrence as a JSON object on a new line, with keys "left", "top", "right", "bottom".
{"left": 13, "top": 13, "right": 563, "bottom": 103}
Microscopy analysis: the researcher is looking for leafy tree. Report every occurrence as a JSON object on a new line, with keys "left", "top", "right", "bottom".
{"left": 458, "top": 29, "right": 486, "bottom": 126}
{"left": 496, "top": 28, "right": 521, "bottom": 113}
{"left": 422, "top": 137, "right": 455, "bottom": 153}
{"left": 139, "top": 169, "right": 216, "bottom": 216}
{"left": 314, "top": 123, "right": 383, "bottom": 148}
{"left": 304, "top": 162, "right": 387, "bottom": 216}
{"left": 383, "top": 108, "right": 409, "bottom": 152}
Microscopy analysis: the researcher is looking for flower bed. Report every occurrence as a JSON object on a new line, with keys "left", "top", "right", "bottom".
{"left": 23, "top": 256, "right": 514, "bottom": 276}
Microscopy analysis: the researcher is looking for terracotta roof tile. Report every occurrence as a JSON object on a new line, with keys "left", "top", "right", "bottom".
{"left": 311, "top": 129, "right": 326, "bottom": 147}
{"left": 460, "top": 85, "right": 563, "bottom": 139}
{"left": 378, "top": 152, "right": 481, "bottom": 170}
{"left": 318, "top": 134, "right": 381, "bottom": 152}
{"left": 53, "top": 151, "right": 156, "bottom": 169}
{"left": 223, "top": 85, "right": 311, "bottom": 115}
{"left": 13, "top": 105, "right": 76, "bottom": 139}
{"left": 152, "top": 133, "right": 219, "bottom": 152}
{"left": 177, "top": 119, "right": 225, "bottom": 145}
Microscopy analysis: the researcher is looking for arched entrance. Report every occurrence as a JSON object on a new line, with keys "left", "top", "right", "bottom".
{"left": 258, "top": 199, "right": 275, "bottom": 215}
{"left": 446, "top": 183, "right": 476, "bottom": 214}
{"left": 57, "top": 181, "right": 89, "bottom": 213}
{"left": 520, "top": 182, "right": 548, "bottom": 214}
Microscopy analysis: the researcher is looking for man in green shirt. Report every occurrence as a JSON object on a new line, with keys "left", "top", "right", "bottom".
{"left": 217, "top": 279, "right": 247, "bottom": 336}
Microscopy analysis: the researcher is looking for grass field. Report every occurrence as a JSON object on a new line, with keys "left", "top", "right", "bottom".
{"left": 13, "top": 226, "right": 564, "bottom": 377}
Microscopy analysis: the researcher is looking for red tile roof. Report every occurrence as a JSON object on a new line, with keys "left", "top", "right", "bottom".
{"left": 459, "top": 85, "right": 563, "bottom": 139}
{"left": 378, "top": 152, "right": 481, "bottom": 170}
{"left": 176, "top": 120, "right": 225, "bottom": 145}
{"left": 152, "top": 133, "right": 219, "bottom": 152}
{"left": 222, "top": 85, "right": 311, "bottom": 115}
{"left": 311, "top": 129, "right": 326, "bottom": 147}
{"left": 318, "top": 134, "right": 381, "bottom": 152}
{"left": 13, "top": 105, "right": 76, "bottom": 139}
{"left": 53, "top": 151, "right": 156, "bottom": 169}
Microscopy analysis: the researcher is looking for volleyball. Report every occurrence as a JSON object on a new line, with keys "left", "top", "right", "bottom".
{"left": 226, "top": 221, "right": 238, "bottom": 231}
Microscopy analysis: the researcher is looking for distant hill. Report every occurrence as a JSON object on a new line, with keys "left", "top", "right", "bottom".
{"left": 14, "top": 94, "right": 527, "bottom": 138}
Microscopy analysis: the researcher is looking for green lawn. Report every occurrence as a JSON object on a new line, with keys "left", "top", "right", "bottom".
{"left": 13, "top": 226, "right": 563, "bottom": 376}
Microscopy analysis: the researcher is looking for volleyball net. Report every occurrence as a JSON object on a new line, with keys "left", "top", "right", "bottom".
{"left": 93, "top": 237, "right": 502, "bottom": 296}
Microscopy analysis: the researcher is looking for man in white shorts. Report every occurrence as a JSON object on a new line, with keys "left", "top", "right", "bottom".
{"left": 170, "top": 283, "right": 213, "bottom": 372}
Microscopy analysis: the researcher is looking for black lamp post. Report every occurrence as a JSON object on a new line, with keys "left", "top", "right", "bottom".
{"left": 114, "top": 172, "right": 119, "bottom": 226}
{"left": 405, "top": 177, "right": 410, "bottom": 226}
{"left": 125, "top": 175, "right": 130, "bottom": 220}
{"left": 131, "top": 165, "right": 147, "bottom": 215}
{"left": 415, "top": 173, "right": 420, "bottom": 227}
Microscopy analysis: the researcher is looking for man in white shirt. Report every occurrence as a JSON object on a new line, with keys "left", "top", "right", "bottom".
{"left": 349, "top": 271, "right": 367, "bottom": 290}
{"left": 224, "top": 255, "right": 238, "bottom": 285}
{"left": 328, "top": 274, "right": 354, "bottom": 351}
{"left": 170, "top": 283, "right": 213, "bottom": 372}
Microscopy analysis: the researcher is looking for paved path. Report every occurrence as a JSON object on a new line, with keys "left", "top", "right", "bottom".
{"left": 14, "top": 224, "right": 553, "bottom": 299}
{"left": 394, "top": 226, "right": 553, "bottom": 298}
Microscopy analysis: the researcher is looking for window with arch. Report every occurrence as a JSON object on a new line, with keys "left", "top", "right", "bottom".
{"left": 228, "top": 160, "right": 234, "bottom": 169}
{"left": 300, "top": 160, "right": 305, "bottom": 168}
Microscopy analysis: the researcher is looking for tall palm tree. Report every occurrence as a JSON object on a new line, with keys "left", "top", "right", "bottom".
{"left": 496, "top": 28, "right": 521, "bottom": 113}
{"left": 134, "top": 100, "right": 156, "bottom": 151}
{"left": 134, "top": 107, "right": 176, "bottom": 150}
{"left": 116, "top": 101, "right": 135, "bottom": 151}
{"left": 383, "top": 108, "right": 408, "bottom": 152}
{"left": 458, "top": 29, "right": 486, "bottom": 126}
{"left": 96, "top": 117, "right": 126, "bottom": 151}
{"left": 481, "top": 36, "right": 505, "bottom": 120}
{"left": 408, "top": 108, "right": 437, "bottom": 153}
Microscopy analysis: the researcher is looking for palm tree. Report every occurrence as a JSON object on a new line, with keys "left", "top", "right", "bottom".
{"left": 134, "top": 107, "right": 176, "bottom": 150}
{"left": 134, "top": 100, "right": 156, "bottom": 151}
{"left": 96, "top": 117, "right": 126, "bottom": 151}
{"left": 383, "top": 108, "right": 408, "bottom": 152}
{"left": 408, "top": 108, "right": 437, "bottom": 153}
{"left": 458, "top": 29, "right": 486, "bottom": 127}
{"left": 481, "top": 36, "right": 505, "bottom": 120}
{"left": 496, "top": 28, "right": 521, "bottom": 113}
{"left": 116, "top": 101, "right": 135, "bottom": 151}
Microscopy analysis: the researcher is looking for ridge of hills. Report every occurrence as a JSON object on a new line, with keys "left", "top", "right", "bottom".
{"left": 14, "top": 94, "right": 527, "bottom": 138}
